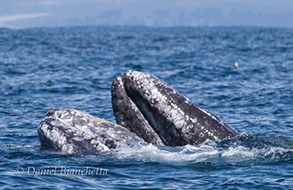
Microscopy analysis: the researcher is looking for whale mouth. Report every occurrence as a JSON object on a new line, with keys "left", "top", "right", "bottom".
{"left": 111, "top": 73, "right": 166, "bottom": 146}
{"left": 111, "top": 70, "right": 239, "bottom": 147}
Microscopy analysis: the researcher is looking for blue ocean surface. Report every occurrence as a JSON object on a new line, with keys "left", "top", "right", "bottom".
{"left": 0, "top": 26, "right": 292, "bottom": 189}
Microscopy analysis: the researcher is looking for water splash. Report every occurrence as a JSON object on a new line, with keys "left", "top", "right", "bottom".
{"left": 113, "top": 133, "right": 293, "bottom": 165}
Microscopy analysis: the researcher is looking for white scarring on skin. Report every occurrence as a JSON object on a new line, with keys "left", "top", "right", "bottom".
{"left": 125, "top": 71, "right": 220, "bottom": 141}
{"left": 39, "top": 110, "right": 118, "bottom": 153}
{"left": 126, "top": 71, "right": 192, "bottom": 131}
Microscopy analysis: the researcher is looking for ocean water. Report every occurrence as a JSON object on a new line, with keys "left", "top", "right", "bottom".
{"left": 0, "top": 26, "right": 292, "bottom": 189}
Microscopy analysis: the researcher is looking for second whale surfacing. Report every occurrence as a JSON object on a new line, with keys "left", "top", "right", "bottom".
{"left": 38, "top": 109, "right": 143, "bottom": 153}
{"left": 112, "top": 70, "right": 238, "bottom": 147}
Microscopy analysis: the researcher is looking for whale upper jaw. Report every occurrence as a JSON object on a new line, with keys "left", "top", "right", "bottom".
{"left": 112, "top": 70, "right": 239, "bottom": 147}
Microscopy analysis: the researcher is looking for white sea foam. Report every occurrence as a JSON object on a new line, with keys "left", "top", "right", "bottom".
{"left": 114, "top": 139, "right": 293, "bottom": 164}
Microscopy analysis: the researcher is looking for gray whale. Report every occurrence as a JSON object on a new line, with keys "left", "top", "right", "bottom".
{"left": 112, "top": 70, "right": 238, "bottom": 146}
{"left": 38, "top": 109, "right": 142, "bottom": 153}
{"left": 38, "top": 70, "right": 238, "bottom": 153}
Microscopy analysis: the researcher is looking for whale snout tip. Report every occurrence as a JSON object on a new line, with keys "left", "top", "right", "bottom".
{"left": 111, "top": 76, "right": 123, "bottom": 89}
{"left": 122, "top": 70, "right": 153, "bottom": 90}
{"left": 122, "top": 70, "right": 148, "bottom": 81}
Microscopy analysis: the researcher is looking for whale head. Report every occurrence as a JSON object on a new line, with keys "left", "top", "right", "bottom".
{"left": 112, "top": 70, "right": 238, "bottom": 146}
{"left": 38, "top": 109, "right": 142, "bottom": 153}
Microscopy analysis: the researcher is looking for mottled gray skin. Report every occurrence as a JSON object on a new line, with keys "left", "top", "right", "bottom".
{"left": 112, "top": 70, "right": 238, "bottom": 146}
{"left": 38, "top": 109, "right": 142, "bottom": 153}
{"left": 112, "top": 77, "right": 164, "bottom": 145}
